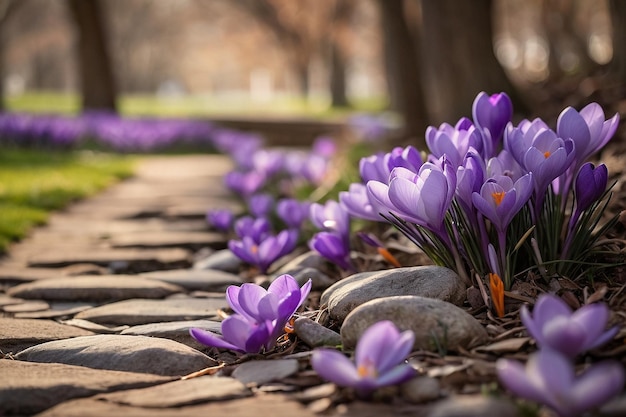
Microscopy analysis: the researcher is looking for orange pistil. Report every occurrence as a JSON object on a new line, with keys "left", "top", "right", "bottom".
{"left": 357, "top": 360, "right": 378, "bottom": 378}
{"left": 284, "top": 317, "right": 296, "bottom": 334}
{"left": 543, "top": 151, "right": 551, "bottom": 158}
{"left": 491, "top": 191, "right": 505, "bottom": 206}
{"left": 489, "top": 273, "right": 505, "bottom": 318}
{"left": 377, "top": 247, "right": 402, "bottom": 268}
{"left": 251, "top": 244, "right": 258, "bottom": 254}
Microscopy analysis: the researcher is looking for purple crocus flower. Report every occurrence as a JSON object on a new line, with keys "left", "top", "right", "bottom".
{"left": 226, "top": 274, "right": 311, "bottom": 327}
{"left": 311, "top": 321, "right": 416, "bottom": 396}
{"left": 309, "top": 231, "right": 354, "bottom": 271}
{"left": 486, "top": 149, "right": 524, "bottom": 182}
{"left": 339, "top": 183, "right": 384, "bottom": 222}
{"left": 234, "top": 216, "right": 271, "bottom": 243}
{"left": 426, "top": 118, "right": 483, "bottom": 167}
{"left": 556, "top": 102, "right": 619, "bottom": 167}
{"left": 368, "top": 161, "right": 456, "bottom": 235}
{"left": 300, "top": 153, "right": 329, "bottom": 185}
{"left": 191, "top": 274, "right": 311, "bottom": 353}
{"left": 497, "top": 349, "right": 624, "bottom": 417}
{"left": 520, "top": 293, "right": 619, "bottom": 358}
{"left": 359, "top": 152, "right": 392, "bottom": 183}
{"left": 224, "top": 170, "right": 266, "bottom": 198}
{"left": 310, "top": 200, "right": 351, "bottom": 238}
{"left": 228, "top": 229, "right": 298, "bottom": 274}
{"left": 248, "top": 193, "right": 274, "bottom": 218}
{"left": 190, "top": 315, "right": 271, "bottom": 353}
{"left": 385, "top": 145, "right": 424, "bottom": 174}
{"left": 472, "top": 91, "right": 513, "bottom": 152}
{"left": 312, "top": 136, "right": 337, "bottom": 158}
{"left": 471, "top": 173, "right": 533, "bottom": 234}
{"left": 206, "top": 208, "right": 235, "bottom": 232}
{"left": 252, "top": 149, "right": 284, "bottom": 177}
{"left": 574, "top": 162, "right": 608, "bottom": 214}
{"left": 455, "top": 149, "right": 486, "bottom": 215}
{"left": 358, "top": 146, "right": 423, "bottom": 186}
{"left": 276, "top": 198, "right": 311, "bottom": 229}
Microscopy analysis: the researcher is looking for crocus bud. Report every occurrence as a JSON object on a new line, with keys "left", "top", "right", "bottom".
{"left": 574, "top": 162, "right": 608, "bottom": 213}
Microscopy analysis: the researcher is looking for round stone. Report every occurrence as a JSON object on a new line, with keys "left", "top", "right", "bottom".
{"left": 340, "top": 296, "right": 488, "bottom": 352}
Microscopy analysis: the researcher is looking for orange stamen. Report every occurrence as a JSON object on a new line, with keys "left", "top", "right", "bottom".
{"left": 251, "top": 244, "right": 258, "bottom": 254}
{"left": 357, "top": 362, "right": 378, "bottom": 378}
{"left": 491, "top": 191, "right": 505, "bottom": 206}
{"left": 284, "top": 317, "right": 296, "bottom": 334}
{"left": 543, "top": 151, "right": 551, "bottom": 158}
{"left": 489, "top": 273, "right": 505, "bottom": 318}
{"left": 377, "top": 247, "right": 402, "bottom": 268}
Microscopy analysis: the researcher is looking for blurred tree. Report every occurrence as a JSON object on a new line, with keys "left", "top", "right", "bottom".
{"left": 0, "top": 0, "right": 23, "bottom": 111}
{"left": 541, "top": 0, "right": 597, "bottom": 82}
{"left": 420, "top": 0, "right": 524, "bottom": 124}
{"left": 378, "top": 0, "right": 428, "bottom": 144}
{"left": 328, "top": 0, "right": 354, "bottom": 107}
{"left": 237, "top": 0, "right": 322, "bottom": 98}
{"left": 609, "top": 0, "right": 626, "bottom": 95}
{"left": 67, "top": 0, "right": 117, "bottom": 112}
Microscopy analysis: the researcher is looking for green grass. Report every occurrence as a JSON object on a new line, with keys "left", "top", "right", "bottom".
{"left": 0, "top": 149, "right": 134, "bottom": 251}
{"left": 5, "top": 92, "right": 388, "bottom": 119}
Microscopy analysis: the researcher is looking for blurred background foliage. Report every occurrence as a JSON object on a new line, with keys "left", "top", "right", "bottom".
{"left": 1, "top": 0, "right": 625, "bottom": 146}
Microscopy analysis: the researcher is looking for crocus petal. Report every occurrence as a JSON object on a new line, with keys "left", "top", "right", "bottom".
{"left": 355, "top": 321, "right": 398, "bottom": 373}
{"left": 541, "top": 316, "right": 587, "bottom": 357}
{"left": 189, "top": 327, "right": 242, "bottom": 352}
{"left": 245, "top": 322, "right": 272, "bottom": 353}
{"left": 532, "top": 294, "right": 571, "bottom": 329}
{"left": 570, "top": 361, "right": 625, "bottom": 413}
{"left": 237, "top": 283, "right": 268, "bottom": 320}
{"left": 257, "top": 292, "right": 280, "bottom": 321}
{"left": 220, "top": 315, "right": 254, "bottom": 351}
{"left": 311, "top": 349, "right": 361, "bottom": 387}
{"left": 376, "top": 330, "right": 415, "bottom": 374}
{"left": 530, "top": 349, "right": 575, "bottom": 409}
{"left": 374, "top": 364, "right": 417, "bottom": 387}
{"left": 268, "top": 274, "right": 300, "bottom": 298}
{"left": 496, "top": 358, "right": 548, "bottom": 404}
{"left": 276, "top": 290, "right": 302, "bottom": 323}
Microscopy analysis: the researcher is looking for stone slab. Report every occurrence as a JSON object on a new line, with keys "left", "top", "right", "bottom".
{"left": 0, "top": 360, "right": 173, "bottom": 416}
{"left": 27, "top": 248, "right": 191, "bottom": 271}
{"left": 16, "top": 334, "right": 216, "bottom": 376}
{"left": 74, "top": 297, "right": 228, "bottom": 325}
{"left": 120, "top": 319, "right": 222, "bottom": 349}
{"left": 0, "top": 317, "right": 94, "bottom": 353}
{"left": 109, "top": 231, "right": 226, "bottom": 250}
{"left": 7, "top": 275, "right": 184, "bottom": 301}
{"left": 139, "top": 269, "right": 244, "bottom": 291}
{"left": 99, "top": 376, "right": 251, "bottom": 407}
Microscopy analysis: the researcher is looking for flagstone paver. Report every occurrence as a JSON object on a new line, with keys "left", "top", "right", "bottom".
{"left": 0, "top": 360, "right": 173, "bottom": 416}
{"left": 73, "top": 297, "right": 227, "bottom": 325}
{"left": 138, "top": 268, "right": 244, "bottom": 291}
{"left": 7, "top": 275, "right": 185, "bottom": 301}
{"left": 16, "top": 334, "right": 216, "bottom": 376}
{"left": 0, "top": 317, "right": 94, "bottom": 353}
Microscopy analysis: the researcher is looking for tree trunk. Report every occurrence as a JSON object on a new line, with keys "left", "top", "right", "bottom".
{"left": 0, "top": 0, "right": 23, "bottom": 111}
{"left": 610, "top": 0, "right": 626, "bottom": 96}
{"left": 420, "top": 0, "right": 524, "bottom": 124}
{"left": 378, "top": 0, "right": 428, "bottom": 146}
{"left": 330, "top": 41, "right": 349, "bottom": 107}
{"left": 67, "top": 0, "right": 117, "bottom": 113}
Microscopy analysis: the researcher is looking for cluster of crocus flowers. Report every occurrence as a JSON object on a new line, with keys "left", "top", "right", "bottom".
{"left": 228, "top": 217, "right": 298, "bottom": 274}
{"left": 311, "top": 321, "right": 416, "bottom": 397}
{"left": 497, "top": 294, "right": 624, "bottom": 417}
{"left": 339, "top": 91, "right": 619, "bottom": 297}
{"left": 0, "top": 111, "right": 216, "bottom": 151}
{"left": 190, "top": 274, "right": 311, "bottom": 354}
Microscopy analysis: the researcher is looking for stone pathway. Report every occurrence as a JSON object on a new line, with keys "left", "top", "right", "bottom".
{"left": 2, "top": 154, "right": 621, "bottom": 417}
